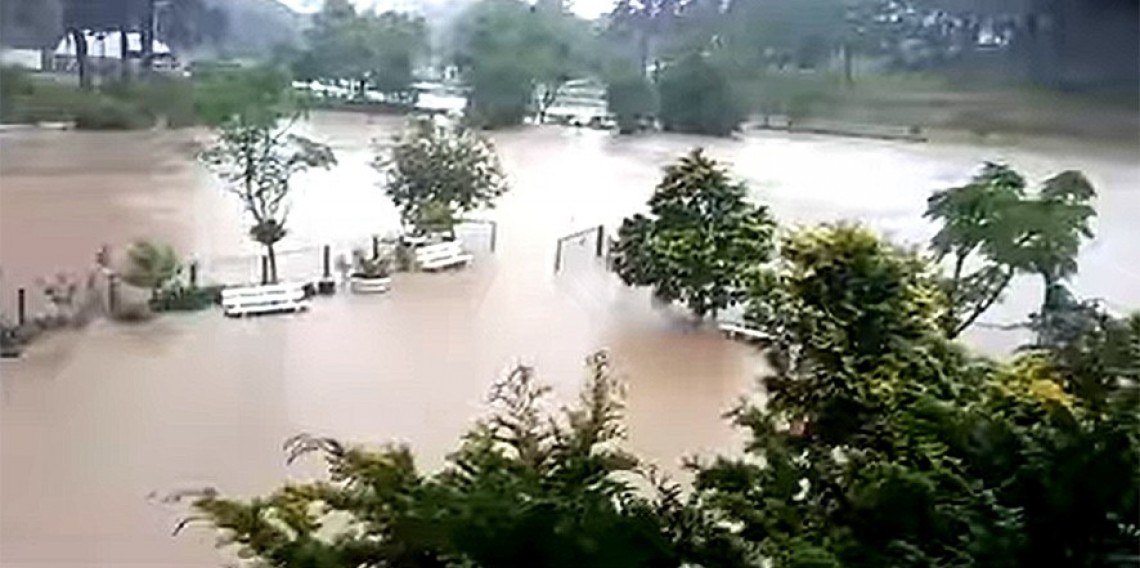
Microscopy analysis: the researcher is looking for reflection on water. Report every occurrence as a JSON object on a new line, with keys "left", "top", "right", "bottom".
{"left": 2, "top": 111, "right": 1137, "bottom": 565}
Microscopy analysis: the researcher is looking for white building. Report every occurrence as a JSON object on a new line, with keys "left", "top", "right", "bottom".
{"left": 0, "top": 47, "right": 46, "bottom": 70}
{"left": 52, "top": 31, "right": 177, "bottom": 73}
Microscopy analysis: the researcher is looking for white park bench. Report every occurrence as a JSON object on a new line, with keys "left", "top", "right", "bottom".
{"left": 717, "top": 320, "right": 771, "bottom": 344}
{"left": 415, "top": 241, "right": 473, "bottom": 271}
{"left": 221, "top": 282, "right": 310, "bottom": 317}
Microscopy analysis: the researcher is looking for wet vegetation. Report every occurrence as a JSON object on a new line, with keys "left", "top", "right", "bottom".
{"left": 177, "top": 217, "right": 1139, "bottom": 567}
{"left": 3, "top": 0, "right": 1136, "bottom": 138}
{"left": 175, "top": 126, "right": 1136, "bottom": 567}
{"left": 1, "top": 0, "right": 1137, "bottom": 564}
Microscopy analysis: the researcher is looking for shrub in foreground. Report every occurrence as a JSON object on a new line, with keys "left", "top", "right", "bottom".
{"left": 171, "top": 352, "right": 748, "bottom": 567}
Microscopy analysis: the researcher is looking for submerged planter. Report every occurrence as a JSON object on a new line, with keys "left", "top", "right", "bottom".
{"left": 349, "top": 274, "right": 392, "bottom": 294}
{"left": 1, "top": 343, "right": 22, "bottom": 359}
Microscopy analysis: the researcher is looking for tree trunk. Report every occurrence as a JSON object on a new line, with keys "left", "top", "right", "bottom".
{"left": 141, "top": 0, "right": 155, "bottom": 75}
{"left": 69, "top": 28, "right": 91, "bottom": 90}
{"left": 119, "top": 27, "right": 130, "bottom": 82}
{"left": 842, "top": 42, "right": 854, "bottom": 87}
{"left": 266, "top": 243, "right": 279, "bottom": 284}
{"left": 638, "top": 32, "right": 650, "bottom": 78}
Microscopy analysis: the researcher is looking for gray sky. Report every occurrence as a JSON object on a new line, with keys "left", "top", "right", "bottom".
{"left": 277, "top": 0, "right": 613, "bottom": 19}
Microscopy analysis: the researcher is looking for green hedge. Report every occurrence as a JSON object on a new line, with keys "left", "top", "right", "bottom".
{"left": 1, "top": 67, "right": 193, "bottom": 130}
{"left": 151, "top": 285, "right": 223, "bottom": 312}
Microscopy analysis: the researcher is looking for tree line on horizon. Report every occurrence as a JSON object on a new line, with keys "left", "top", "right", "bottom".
{"left": 4, "top": 0, "right": 1136, "bottom": 135}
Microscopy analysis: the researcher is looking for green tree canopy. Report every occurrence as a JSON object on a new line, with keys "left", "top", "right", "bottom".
{"left": 611, "top": 148, "right": 775, "bottom": 317}
{"left": 374, "top": 117, "right": 508, "bottom": 234}
{"left": 657, "top": 53, "right": 745, "bottom": 136}
{"left": 605, "top": 62, "right": 657, "bottom": 134}
{"left": 454, "top": 0, "right": 596, "bottom": 128}
{"left": 698, "top": 222, "right": 1140, "bottom": 567}
{"left": 925, "top": 162, "right": 1097, "bottom": 337}
{"left": 298, "top": 0, "right": 428, "bottom": 102}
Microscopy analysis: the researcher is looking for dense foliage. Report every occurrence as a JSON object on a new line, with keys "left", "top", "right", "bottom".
{"left": 611, "top": 148, "right": 774, "bottom": 317}
{"left": 183, "top": 147, "right": 1137, "bottom": 567}
{"left": 122, "top": 240, "right": 181, "bottom": 297}
{"left": 293, "top": 0, "right": 428, "bottom": 104}
{"left": 693, "top": 222, "right": 1140, "bottom": 568}
{"left": 605, "top": 63, "right": 657, "bottom": 134}
{"left": 454, "top": 0, "right": 596, "bottom": 128}
{"left": 375, "top": 117, "right": 508, "bottom": 234}
{"left": 656, "top": 53, "right": 744, "bottom": 136}
{"left": 925, "top": 162, "right": 1097, "bottom": 337}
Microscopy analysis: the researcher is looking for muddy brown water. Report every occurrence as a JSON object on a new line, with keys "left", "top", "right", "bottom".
{"left": 1, "top": 112, "right": 1137, "bottom": 566}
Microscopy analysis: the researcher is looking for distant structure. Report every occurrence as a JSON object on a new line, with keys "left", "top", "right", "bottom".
{"left": 0, "top": 47, "right": 48, "bottom": 70}
{"left": 52, "top": 30, "right": 177, "bottom": 74}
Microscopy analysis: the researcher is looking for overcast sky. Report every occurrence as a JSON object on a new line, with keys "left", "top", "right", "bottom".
{"left": 277, "top": 0, "right": 614, "bottom": 19}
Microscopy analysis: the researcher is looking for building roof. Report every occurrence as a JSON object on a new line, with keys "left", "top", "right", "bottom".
{"left": 53, "top": 31, "right": 172, "bottom": 59}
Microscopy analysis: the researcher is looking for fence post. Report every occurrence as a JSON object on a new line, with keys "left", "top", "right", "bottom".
{"left": 554, "top": 240, "right": 562, "bottom": 273}
{"left": 261, "top": 256, "right": 269, "bottom": 285}
{"left": 189, "top": 261, "right": 198, "bottom": 288}
{"left": 490, "top": 221, "right": 497, "bottom": 253}
{"left": 372, "top": 236, "right": 380, "bottom": 259}
{"left": 595, "top": 225, "right": 604, "bottom": 257}
{"left": 108, "top": 275, "right": 118, "bottom": 315}
{"left": 323, "top": 245, "right": 331, "bottom": 278}
{"left": 17, "top": 288, "right": 26, "bottom": 326}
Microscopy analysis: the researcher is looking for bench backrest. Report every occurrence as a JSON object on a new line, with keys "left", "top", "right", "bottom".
{"left": 415, "top": 241, "right": 464, "bottom": 262}
{"left": 222, "top": 283, "right": 305, "bottom": 305}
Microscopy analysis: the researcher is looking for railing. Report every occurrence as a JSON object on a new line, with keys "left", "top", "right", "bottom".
{"left": 553, "top": 225, "right": 606, "bottom": 273}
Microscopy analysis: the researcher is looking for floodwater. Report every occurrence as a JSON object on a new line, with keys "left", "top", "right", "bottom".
{"left": 1, "top": 112, "right": 1138, "bottom": 566}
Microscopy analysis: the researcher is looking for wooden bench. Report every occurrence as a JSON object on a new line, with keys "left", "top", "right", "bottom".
{"left": 221, "top": 283, "right": 310, "bottom": 317}
{"left": 717, "top": 321, "right": 771, "bottom": 344}
{"left": 415, "top": 241, "right": 473, "bottom": 271}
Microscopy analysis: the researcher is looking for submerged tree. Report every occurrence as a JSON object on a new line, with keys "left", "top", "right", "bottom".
{"left": 656, "top": 52, "right": 744, "bottom": 136}
{"left": 605, "top": 62, "right": 656, "bottom": 134}
{"left": 925, "top": 163, "right": 1097, "bottom": 338}
{"left": 299, "top": 0, "right": 428, "bottom": 102}
{"left": 196, "top": 66, "right": 336, "bottom": 284}
{"left": 454, "top": 0, "right": 595, "bottom": 128}
{"left": 925, "top": 162, "right": 1028, "bottom": 337}
{"left": 374, "top": 117, "right": 508, "bottom": 235}
{"left": 611, "top": 148, "right": 775, "bottom": 318}
{"left": 172, "top": 352, "right": 746, "bottom": 566}
{"left": 709, "top": 222, "right": 1140, "bottom": 568}
{"left": 201, "top": 123, "right": 335, "bottom": 283}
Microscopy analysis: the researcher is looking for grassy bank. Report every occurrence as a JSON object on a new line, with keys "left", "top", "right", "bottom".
{"left": 0, "top": 68, "right": 196, "bottom": 130}
{"left": 738, "top": 70, "right": 1140, "bottom": 143}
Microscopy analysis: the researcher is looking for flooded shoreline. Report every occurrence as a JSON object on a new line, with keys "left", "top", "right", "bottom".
{"left": 2, "top": 111, "right": 1138, "bottom": 566}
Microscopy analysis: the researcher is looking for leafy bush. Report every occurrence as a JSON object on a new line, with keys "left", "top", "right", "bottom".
{"left": 151, "top": 285, "right": 222, "bottom": 312}
{"left": 351, "top": 249, "right": 392, "bottom": 278}
{"left": 122, "top": 241, "right": 182, "bottom": 295}
{"left": 173, "top": 352, "right": 747, "bottom": 566}
{"left": 657, "top": 53, "right": 745, "bottom": 136}
{"left": 73, "top": 96, "right": 154, "bottom": 130}
{"left": 374, "top": 117, "right": 508, "bottom": 234}
{"left": 612, "top": 148, "right": 775, "bottom": 318}
{"left": 605, "top": 65, "right": 657, "bottom": 134}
